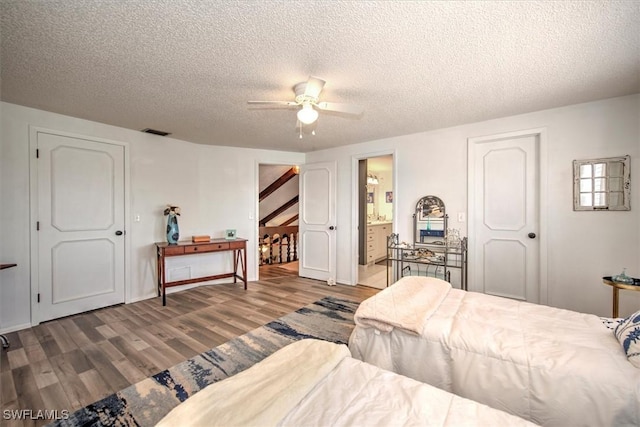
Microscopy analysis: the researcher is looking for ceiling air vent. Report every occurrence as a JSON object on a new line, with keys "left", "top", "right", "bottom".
{"left": 141, "top": 128, "right": 171, "bottom": 136}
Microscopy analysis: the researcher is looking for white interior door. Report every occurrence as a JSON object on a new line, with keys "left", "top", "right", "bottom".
{"left": 298, "top": 161, "right": 337, "bottom": 283}
{"left": 469, "top": 133, "right": 540, "bottom": 302}
{"left": 36, "top": 131, "right": 125, "bottom": 322}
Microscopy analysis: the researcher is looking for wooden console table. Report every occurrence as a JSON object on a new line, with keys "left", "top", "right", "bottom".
{"left": 156, "top": 238, "right": 247, "bottom": 306}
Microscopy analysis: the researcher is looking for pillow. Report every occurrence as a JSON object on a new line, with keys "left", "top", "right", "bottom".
{"left": 614, "top": 309, "right": 640, "bottom": 368}
{"left": 601, "top": 317, "right": 624, "bottom": 330}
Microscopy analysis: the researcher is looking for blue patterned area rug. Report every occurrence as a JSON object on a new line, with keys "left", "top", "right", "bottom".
{"left": 49, "top": 296, "right": 359, "bottom": 427}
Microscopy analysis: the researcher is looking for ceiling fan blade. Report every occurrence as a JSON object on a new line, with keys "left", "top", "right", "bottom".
{"left": 316, "top": 102, "right": 363, "bottom": 115}
{"left": 248, "top": 101, "right": 298, "bottom": 106}
{"left": 304, "top": 77, "right": 326, "bottom": 99}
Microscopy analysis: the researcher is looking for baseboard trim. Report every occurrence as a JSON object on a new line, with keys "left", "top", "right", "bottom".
{"left": 0, "top": 322, "right": 33, "bottom": 334}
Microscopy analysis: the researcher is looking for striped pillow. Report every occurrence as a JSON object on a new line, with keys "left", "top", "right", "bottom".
{"left": 615, "top": 309, "right": 640, "bottom": 368}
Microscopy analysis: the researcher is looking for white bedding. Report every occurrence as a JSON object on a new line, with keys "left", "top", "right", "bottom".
{"left": 158, "top": 338, "right": 536, "bottom": 427}
{"left": 349, "top": 276, "right": 640, "bottom": 427}
{"left": 353, "top": 275, "right": 451, "bottom": 335}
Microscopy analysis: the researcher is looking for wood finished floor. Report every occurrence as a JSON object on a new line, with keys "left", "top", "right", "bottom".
{"left": 0, "top": 267, "right": 379, "bottom": 427}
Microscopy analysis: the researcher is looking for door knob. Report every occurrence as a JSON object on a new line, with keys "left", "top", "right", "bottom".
{"left": 528, "top": 232, "right": 536, "bottom": 239}
{"left": 115, "top": 230, "right": 124, "bottom": 236}
{"left": 329, "top": 226, "right": 336, "bottom": 230}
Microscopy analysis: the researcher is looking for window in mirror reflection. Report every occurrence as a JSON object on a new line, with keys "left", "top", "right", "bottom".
{"left": 573, "top": 155, "right": 630, "bottom": 211}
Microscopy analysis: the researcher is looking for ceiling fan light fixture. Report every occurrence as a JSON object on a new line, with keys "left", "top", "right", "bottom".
{"left": 297, "top": 103, "right": 318, "bottom": 125}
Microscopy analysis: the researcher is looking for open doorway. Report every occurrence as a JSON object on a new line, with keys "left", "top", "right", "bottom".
{"left": 357, "top": 155, "right": 393, "bottom": 289}
{"left": 257, "top": 163, "right": 300, "bottom": 280}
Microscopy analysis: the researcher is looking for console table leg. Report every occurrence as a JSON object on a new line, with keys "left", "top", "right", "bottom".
{"left": 156, "top": 252, "right": 162, "bottom": 297}
{"left": 233, "top": 250, "right": 238, "bottom": 284}
{"left": 242, "top": 247, "right": 247, "bottom": 289}
{"left": 161, "top": 254, "right": 167, "bottom": 307}
{"left": 233, "top": 249, "right": 248, "bottom": 289}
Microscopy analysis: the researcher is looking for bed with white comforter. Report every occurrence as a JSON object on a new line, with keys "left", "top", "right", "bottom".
{"left": 157, "top": 338, "right": 535, "bottom": 426}
{"left": 348, "top": 276, "right": 640, "bottom": 427}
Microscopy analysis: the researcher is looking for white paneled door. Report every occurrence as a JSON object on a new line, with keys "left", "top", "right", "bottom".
{"left": 470, "top": 133, "right": 540, "bottom": 303}
{"left": 35, "top": 131, "right": 125, "bottom": 323}
{"left": 298, "top": 161, "right": 337, "bottom": 283}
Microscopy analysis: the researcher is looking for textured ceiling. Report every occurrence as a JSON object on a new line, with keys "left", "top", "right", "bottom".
{"left": 1, "top": 1, "right": 639, "bottom": 153}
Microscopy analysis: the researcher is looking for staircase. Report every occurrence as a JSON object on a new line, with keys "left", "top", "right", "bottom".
{"left": 259, "top": 165, "right": 299, "bottom": 265}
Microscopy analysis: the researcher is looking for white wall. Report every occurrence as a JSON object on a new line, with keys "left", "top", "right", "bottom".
{"left": 0, "top": 102, "right": 304, "bottom": 332}
{"left": 307, "top": 94, "right": 640, "bottom": 317}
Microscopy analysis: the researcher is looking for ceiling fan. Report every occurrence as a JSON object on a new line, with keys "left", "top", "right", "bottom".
{"left": 248, "top": 76, "right": 363, "bottom": 127}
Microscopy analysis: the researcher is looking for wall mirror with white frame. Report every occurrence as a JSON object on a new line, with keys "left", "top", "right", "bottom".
{"left": 573, "top": 155, "right": 630, "bottom": 211}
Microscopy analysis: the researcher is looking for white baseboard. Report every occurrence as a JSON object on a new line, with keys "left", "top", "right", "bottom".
{"left": 127, "top": 293, "right": 157, "bottom": 304}
{"left": 0, "top": 322, "right": 33, "bottom": 335}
